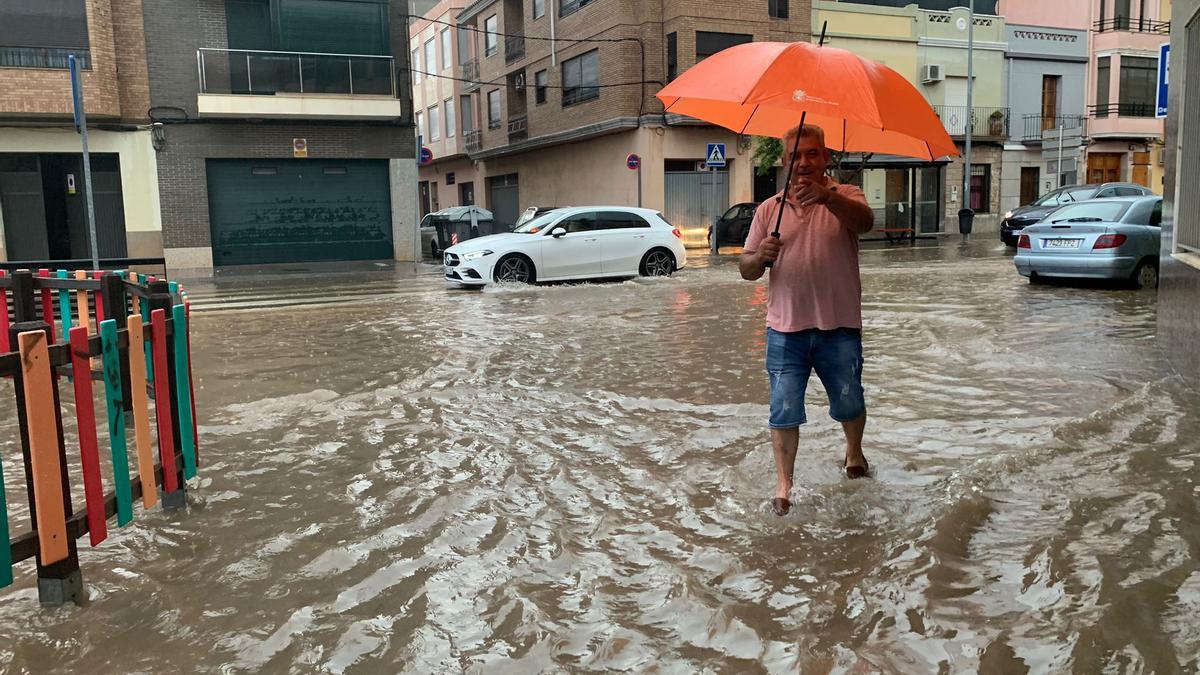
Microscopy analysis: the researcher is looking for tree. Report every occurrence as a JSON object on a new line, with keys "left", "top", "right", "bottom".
{"left": 752, "top": 136, "right": 783, "bottom": 177}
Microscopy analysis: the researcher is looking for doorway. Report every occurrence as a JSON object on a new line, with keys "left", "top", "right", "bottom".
{"left": 1020, "top": 166, "right": 1040, "bottom": 205}
{"left": 1088, "top": 152, "right": 1122, "bottom": 184}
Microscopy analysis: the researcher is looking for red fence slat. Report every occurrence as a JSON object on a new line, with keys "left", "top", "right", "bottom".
{"left": 69, "top": 326, "right": 108, "bottom": 546}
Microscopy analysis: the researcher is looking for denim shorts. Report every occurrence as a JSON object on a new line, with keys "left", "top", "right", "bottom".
{"left": 766, "top": 327, "right": 866, "bottom": 429}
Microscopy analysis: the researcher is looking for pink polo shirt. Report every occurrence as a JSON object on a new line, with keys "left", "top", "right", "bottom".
{"left": 743, "top": 181, "right": 872, "bottom": 332}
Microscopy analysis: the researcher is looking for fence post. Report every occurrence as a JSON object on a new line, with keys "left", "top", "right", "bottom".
{"left": 101, "top": 274, "right": 133, "bottom": 413}
{"left": 149, "top": 281, "right": 186, "bottom": 510}
{"left": 8, "top": 319, "right": 84, "bottom": 606}
{"left": 11, "top": 270, "right": 36, "bottom": 323}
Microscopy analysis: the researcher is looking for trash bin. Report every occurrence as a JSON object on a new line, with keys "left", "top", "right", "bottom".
{"left": 957, "top": 208, "right": 975, "bottom": 235}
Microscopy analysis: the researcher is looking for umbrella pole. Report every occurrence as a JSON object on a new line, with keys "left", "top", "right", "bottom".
{"left": 763, "top": 110, "right": 807, "bottom": 269}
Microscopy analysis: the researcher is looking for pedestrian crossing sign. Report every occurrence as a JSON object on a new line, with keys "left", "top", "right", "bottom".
{"left": 706, "top": 143, "right": 726, "bottom": 168}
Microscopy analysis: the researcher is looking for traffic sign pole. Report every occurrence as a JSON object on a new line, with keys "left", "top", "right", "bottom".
{"left": 70, "top": 54, "right": 100, "bottom": 272}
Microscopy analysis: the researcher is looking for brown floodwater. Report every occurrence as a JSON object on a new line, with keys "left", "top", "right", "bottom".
{"left": 1, "top": 241, "right": 1197, "bottom": 673}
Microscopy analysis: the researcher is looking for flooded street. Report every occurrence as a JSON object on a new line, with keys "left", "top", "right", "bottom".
{"left": 2, "top": 241, "right": 1198, "bottom": 673}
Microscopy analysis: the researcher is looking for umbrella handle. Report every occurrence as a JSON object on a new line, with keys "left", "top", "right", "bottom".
{"left": 763, "top": 110, "right": 808, "bottom": 270}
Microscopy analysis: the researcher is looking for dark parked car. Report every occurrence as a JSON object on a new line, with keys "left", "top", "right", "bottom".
{"left": 707, "top": 202, "right": 760, "bottom": 247}
{"left": 1001, "top": 183, "right": 1153, "bottom": 246}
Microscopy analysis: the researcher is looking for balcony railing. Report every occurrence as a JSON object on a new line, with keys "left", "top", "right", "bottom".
{"left": 197, "top": 48, "right": 395, "bottom": 97}
{"left": 1022, "top": 114, "right": 1088, "bottom": 142}
{"left": 1093, "top": 17, "right": 1170, "bottom": 33}
{"left": 505, "top": 36, "right": 526, "bottom": 64}
{"left": 931, "top": 106, "right": 1010, "bottom": 138}
{"left": 1089, "top": 102, "right": 1157, "bottom": 118}
{"left": 508, "top": 114, "right": 528, "bottom": 142}
{"left": 464, "top": 130, "right": 482, "bottom": 153}
{"left": 460, "top": 59, "right": 480, "bottom": 91}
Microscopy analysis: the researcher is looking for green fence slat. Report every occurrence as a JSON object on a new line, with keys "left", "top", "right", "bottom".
{"left": 56, "top": 269, "right": 73, "bottom": 343}
{"left": 100, "top": 320, "right": 134, "bottom": 526}
{"left": 140, "top": 291, "right": 153, "bottom": 382}
{"left": 172, "top": 305, "right": 198, "bottom": 479}
{"left": 0, "top": 449, "right": 11, "bottom": 588}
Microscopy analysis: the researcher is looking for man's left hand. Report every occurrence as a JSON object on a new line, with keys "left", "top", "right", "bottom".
{"left": 791, "top": 177, "right": 833, "bottom": 208}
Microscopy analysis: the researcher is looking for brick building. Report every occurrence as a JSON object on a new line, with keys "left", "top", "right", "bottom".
{"left": 143, "top": 0, "right": 417, "bottom": 270}
{"left": 413, "top": 0, "right": 811, "bottom": 247}
{"left": 0, "top": 0, "right": 160, "bottom": 263}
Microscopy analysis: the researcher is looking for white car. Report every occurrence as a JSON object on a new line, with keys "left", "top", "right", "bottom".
{"left": 443, "top": 207, "right": 687, "bottom": 286}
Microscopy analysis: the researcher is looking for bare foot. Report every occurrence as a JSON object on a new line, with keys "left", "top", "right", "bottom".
{"left": 844, "top": 451, "right": 869, "bottom": 479}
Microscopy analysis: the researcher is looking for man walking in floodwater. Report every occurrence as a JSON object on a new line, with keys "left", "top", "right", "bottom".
{"left": 740, "top": 124, "right": 875, "bottom": 516}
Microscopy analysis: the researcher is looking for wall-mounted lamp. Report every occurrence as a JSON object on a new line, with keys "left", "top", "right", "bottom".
{"left": 151, "top": 122, "right": 165, "bottom": 151}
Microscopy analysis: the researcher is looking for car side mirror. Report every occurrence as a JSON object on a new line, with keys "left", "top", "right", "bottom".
{"left": 550, "top": 226, "right": 567, "bottom": 238}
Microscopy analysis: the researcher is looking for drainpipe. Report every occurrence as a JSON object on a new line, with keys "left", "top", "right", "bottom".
{"left": 550, "top": 5, "right": 557, "bottom": 67}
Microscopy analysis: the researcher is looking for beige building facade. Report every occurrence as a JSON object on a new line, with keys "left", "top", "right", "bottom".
{"left": 413, "top": 0, "right": 811, "bottom": 247}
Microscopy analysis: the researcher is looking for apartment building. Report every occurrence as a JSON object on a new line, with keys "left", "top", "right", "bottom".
{"left": 1085, "top": 0, "right": 1171, "bottom": 193}
{"left": 142, "top": 0, "right": 417, "bottom": 270}
{"left": 996, "top": 0, "right": 1090, "bottom": 212}
{"left": 0, "top": 0, "right": 160, "bottom": 263}
{"left": 415, "top": 0, "right": 811, "bottom": 246}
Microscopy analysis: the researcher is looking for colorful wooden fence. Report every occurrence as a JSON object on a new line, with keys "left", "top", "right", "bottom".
{"left": 0, "top": 269, "right": 198, "bottom": 605}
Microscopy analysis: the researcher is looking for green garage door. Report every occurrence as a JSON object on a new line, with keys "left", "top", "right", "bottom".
{"left": 207, "top": 159, "right": 393, "bottom": 266}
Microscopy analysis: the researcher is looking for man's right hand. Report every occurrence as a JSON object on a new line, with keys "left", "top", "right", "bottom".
{"left": 757, "top": 234, "right": 781, "bottom": 265}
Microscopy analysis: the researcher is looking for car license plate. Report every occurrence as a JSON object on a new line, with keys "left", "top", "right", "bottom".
{"left": 1045, "top": 238, "right": 1082, "bottom": 249}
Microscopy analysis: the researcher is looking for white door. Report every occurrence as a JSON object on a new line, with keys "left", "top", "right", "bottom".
{"left": 540, "top": 211, "right": 604, "bottom": 279}
{"left": 598, "top": 210, "right": 651, "bottom": 275}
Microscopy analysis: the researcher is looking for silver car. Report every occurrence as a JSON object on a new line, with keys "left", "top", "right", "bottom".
{"left": 1013, "top": 196, "right": 1162, "bottom": 289}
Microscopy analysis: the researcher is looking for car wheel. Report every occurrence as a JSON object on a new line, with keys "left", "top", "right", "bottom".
{"left": 431, "top": 240, "right": 441, "bottom": 257}
{"left": 493, "top": 254, "right": 535, "bottom": 284}
{"left": 1029, "top": 271, "right": 1044, "bottom": 285}
{"left": 640, "top": 249, "right": 676, "bottom": 277}
{"left": 1131, "top": 260, "right": 1159, "bottom": 290}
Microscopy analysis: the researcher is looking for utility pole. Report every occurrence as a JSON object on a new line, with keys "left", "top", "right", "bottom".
{"left": 963, "top": 0, "right": 975, "bottom": 235}
{"left": 69, "top": 54, "right": 100, "bottom": 271}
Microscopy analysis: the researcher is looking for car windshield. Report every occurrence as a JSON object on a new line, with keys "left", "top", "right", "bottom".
{"left": 720, "top": 206, "right": 741, "bottom": 220}
{"left": 513, "top": 212, "right": 561, "bottom": 233}
{"left": 1034, "top": 187, "right": 1095, "bottom": 206}
{"left": 1047, "top": 201, "right": 1130, "bottom": 223}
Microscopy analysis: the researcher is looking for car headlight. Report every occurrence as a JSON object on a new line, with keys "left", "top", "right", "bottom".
{"left": 460, "top": 250, "right": 493, "bottom": 262}
{"left": 1004, "top": 211, "right": 1013, "bottom": 220}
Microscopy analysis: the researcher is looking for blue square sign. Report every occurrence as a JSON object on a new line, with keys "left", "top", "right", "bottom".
{"left": 1156, "top": 42, "right": 1170, "bottom": 119}
{"left": 706, "top": 143, "right": 727, "bottom": 168}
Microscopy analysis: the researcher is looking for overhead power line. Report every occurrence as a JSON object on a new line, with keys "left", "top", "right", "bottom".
{"left": 410, "top": 68, "right": 662, "bottom": 90}
{"left": 405, "top": 14, "right": 640, "bottom": 45}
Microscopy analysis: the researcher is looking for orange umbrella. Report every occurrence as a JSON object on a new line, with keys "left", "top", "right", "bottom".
{"left": 656, "top": 41, "right": 959, "bottom": 161}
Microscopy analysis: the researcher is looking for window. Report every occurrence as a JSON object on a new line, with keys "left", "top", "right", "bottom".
{"left": 415, "top": 111, "right": 424, "bottom": 143}
{"left": 535, "top": 69, "right": 548, "bottom": 104}
{"left": 562, "top": 49, "right": 599, "bottom": 106}
{"left": 484, "top": 15, "right": 498, "bottom": 57}
{"left": 412, "top": 47, "right": 421, "bottom": 82}
{"left": 560, "top": 0, "right": 595, "bottom": 18}
{"left": 1115, "top": 186, "right": 1144, "bottom": 196}
{"left": 441, "top": 29, "right": 452, "bottom": 70}
{"left": 488, "top": 89, "right": 502, "bottom": 128}
{"left": 558, "top": 211, "right": 599, "bottom": 233}
{"left": 1149, "top": 199, "right": 1162, "bottom": 227}
{"left": 969, "top": 164, "right": 991, "bottom": 213}
{"left": 769, "top": 0, "right": 789, "bottom": 19}
{"left": 0, "top": 0, "right": 91, "bottom": 69}
{"left": 445, "top": 98, "right": 456, "bottom": 138}
{"left": 461, "top": 94, "right": 475, "bottom": 133}
{"left": 667, "top": 32, "right": 678, "bottom": 82}
{"left": 1096, "top": 56, "right": 1111, "bottom": 116}
{"left": 457, "top": 25, "right": 473, "bottom": 64}
{"left": 597, "top": 211, "right": 651, "bottom": 230}
{"left": 696, "top": 31, "right": 753, "bottom": 61}
{"left": 1119, "top": 56, "right": 1157, "bottom": 117}
{"left": 534, "top": 0, "right": 545, "bottom": 19}
{"left": 425, "top": 38, "right": 437, "bottom": 74}
{"left": 428, "top": 105, "right": 440, "bottom": 141}
{"left": 1114, "top": 0, "right": 1131, "bottom": 29}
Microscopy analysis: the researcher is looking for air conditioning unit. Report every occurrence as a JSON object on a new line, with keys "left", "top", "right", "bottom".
{"left": 921, "top": 64, "right": 945, "bottom": 84}
{"left": 513, "top": 72, "right": 526, "bottom": 91}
